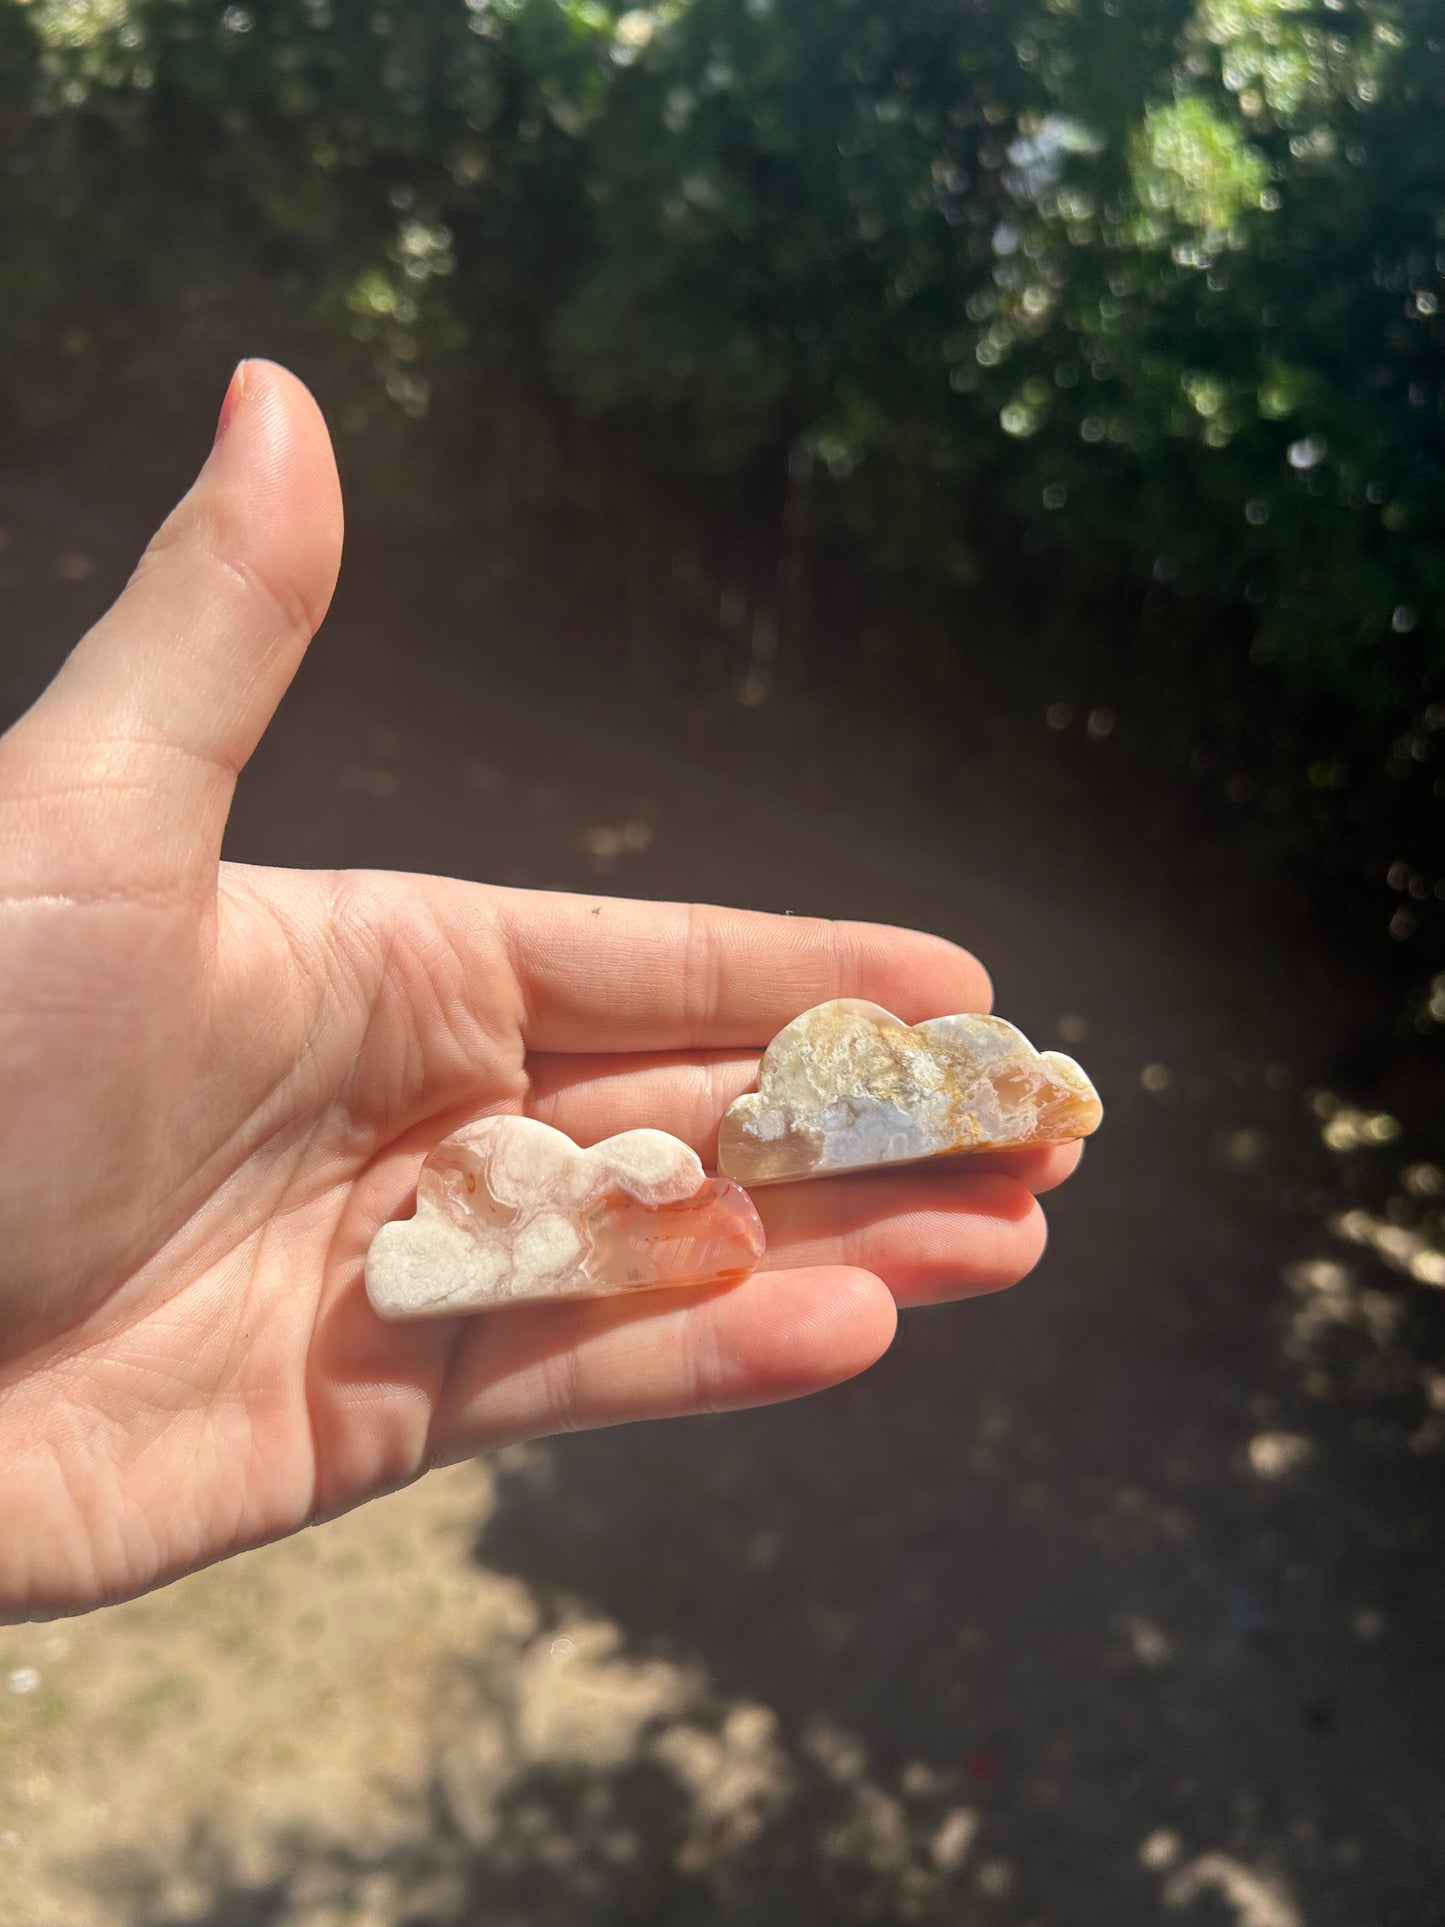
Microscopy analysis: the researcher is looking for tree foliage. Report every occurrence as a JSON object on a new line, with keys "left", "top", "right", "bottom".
{"left": 3, "top": 0, "right": 1445, "bottom": 990}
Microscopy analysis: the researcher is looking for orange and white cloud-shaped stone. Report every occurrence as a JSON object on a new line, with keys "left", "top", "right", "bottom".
{"left": 717, "top": 999, "right": 1102, "bottom": 1185}
{"left": 367, "top": 1117, "right": 765, "bottom": 1319}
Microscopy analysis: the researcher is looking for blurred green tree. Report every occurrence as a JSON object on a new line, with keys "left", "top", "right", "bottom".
{"left": 2, "top": 0, "right": 1443, "bottom": 992}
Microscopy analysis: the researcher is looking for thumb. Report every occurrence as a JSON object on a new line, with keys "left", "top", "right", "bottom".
{"left": 12, "top": 360, "right": 343, "bottom": 882}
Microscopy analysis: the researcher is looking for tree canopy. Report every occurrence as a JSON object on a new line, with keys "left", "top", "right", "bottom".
{"left": 3, "top": 0, "right": 1444, "bottom": 992}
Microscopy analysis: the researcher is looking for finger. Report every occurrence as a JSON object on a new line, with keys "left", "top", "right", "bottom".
{"left": 525, "top": 1048, "right": 759, "bottom": 1158}
{"left": 8, "top": 360, "right": 343, "bottom": 886}
{"left": 525, "top": 1048, "right": 1085, "bottom": 1194}
{"left": 488, "top": 888, "right": 992, "bottom": 1051}
{"left": 427, "top": 1265, "right": 898, "bottom": 1458}
{"left": 757, "top": 1172, "right": 1047, "bottom": 1308}
{"left": 967, "top": 1138, "right": 1083, "bottom": 1195}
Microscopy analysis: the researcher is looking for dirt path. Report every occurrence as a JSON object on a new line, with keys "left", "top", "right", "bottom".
{"left": 1, "top": 483, "right": 1443, "bottom": 1926}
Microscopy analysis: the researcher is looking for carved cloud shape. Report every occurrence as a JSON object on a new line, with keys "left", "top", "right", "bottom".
{"left": 717, "top": 999, "right": 1103, "bottom": 1185}
{"left": 367, "top": 1116, "right": 764, "bottom": 1318}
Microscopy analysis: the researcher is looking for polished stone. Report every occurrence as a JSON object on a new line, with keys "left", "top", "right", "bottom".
{"left": 367, "top": 1117, "right": 765, "bottom": 1318}
{"left": 717, "top": 998, "right": 1102, "bottom": 1185}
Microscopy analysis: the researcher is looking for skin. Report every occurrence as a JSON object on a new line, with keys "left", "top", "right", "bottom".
{"left": 0, "top": 362, "right": 1080, "bottom": 1621}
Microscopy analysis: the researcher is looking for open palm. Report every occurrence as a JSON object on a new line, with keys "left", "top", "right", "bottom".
{"left": 0, "top": 364, "right": 1075, "bottom": 1619}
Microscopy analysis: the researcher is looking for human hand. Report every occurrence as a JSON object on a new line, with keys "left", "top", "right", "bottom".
{"left": 0, "top": 362, "right": 1078, "bottom": 1619}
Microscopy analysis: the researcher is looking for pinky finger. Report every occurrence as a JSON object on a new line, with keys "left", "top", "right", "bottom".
{"left": 427, "top": 1265, "right": 897, "bottom": 1459}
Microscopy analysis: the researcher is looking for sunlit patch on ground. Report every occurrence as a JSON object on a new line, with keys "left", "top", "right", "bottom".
{"left": 0, "top": 1456, "right": 1048, "bottom": 1926}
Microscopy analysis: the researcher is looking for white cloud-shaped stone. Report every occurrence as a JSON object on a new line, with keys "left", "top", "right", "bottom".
{"left": 717, "top": 999, "right": 1102, "bottom": 1185}
{"left": 367, "top": 1116, "right": 764, "bottom": 1318}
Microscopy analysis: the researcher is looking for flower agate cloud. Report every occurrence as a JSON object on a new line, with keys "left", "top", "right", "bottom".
{"left": 717, "top": 999, "right": 1102, "bottom": 1185}
{"left": 367, "top": 1116, "right": 765, "bottom": 1319}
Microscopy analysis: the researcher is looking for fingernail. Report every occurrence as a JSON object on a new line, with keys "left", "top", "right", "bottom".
{"left": 213, "top": 362, "right": 246, "bottom": 448}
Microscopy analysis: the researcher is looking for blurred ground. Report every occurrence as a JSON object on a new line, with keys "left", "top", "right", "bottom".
{"left": 1, "top": 470, "right": 1443, "bottom": 1927}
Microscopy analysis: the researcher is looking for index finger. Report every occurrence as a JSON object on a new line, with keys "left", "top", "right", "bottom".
{"left": 489, "top": 888, "right": 992, "bottom": 1052}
